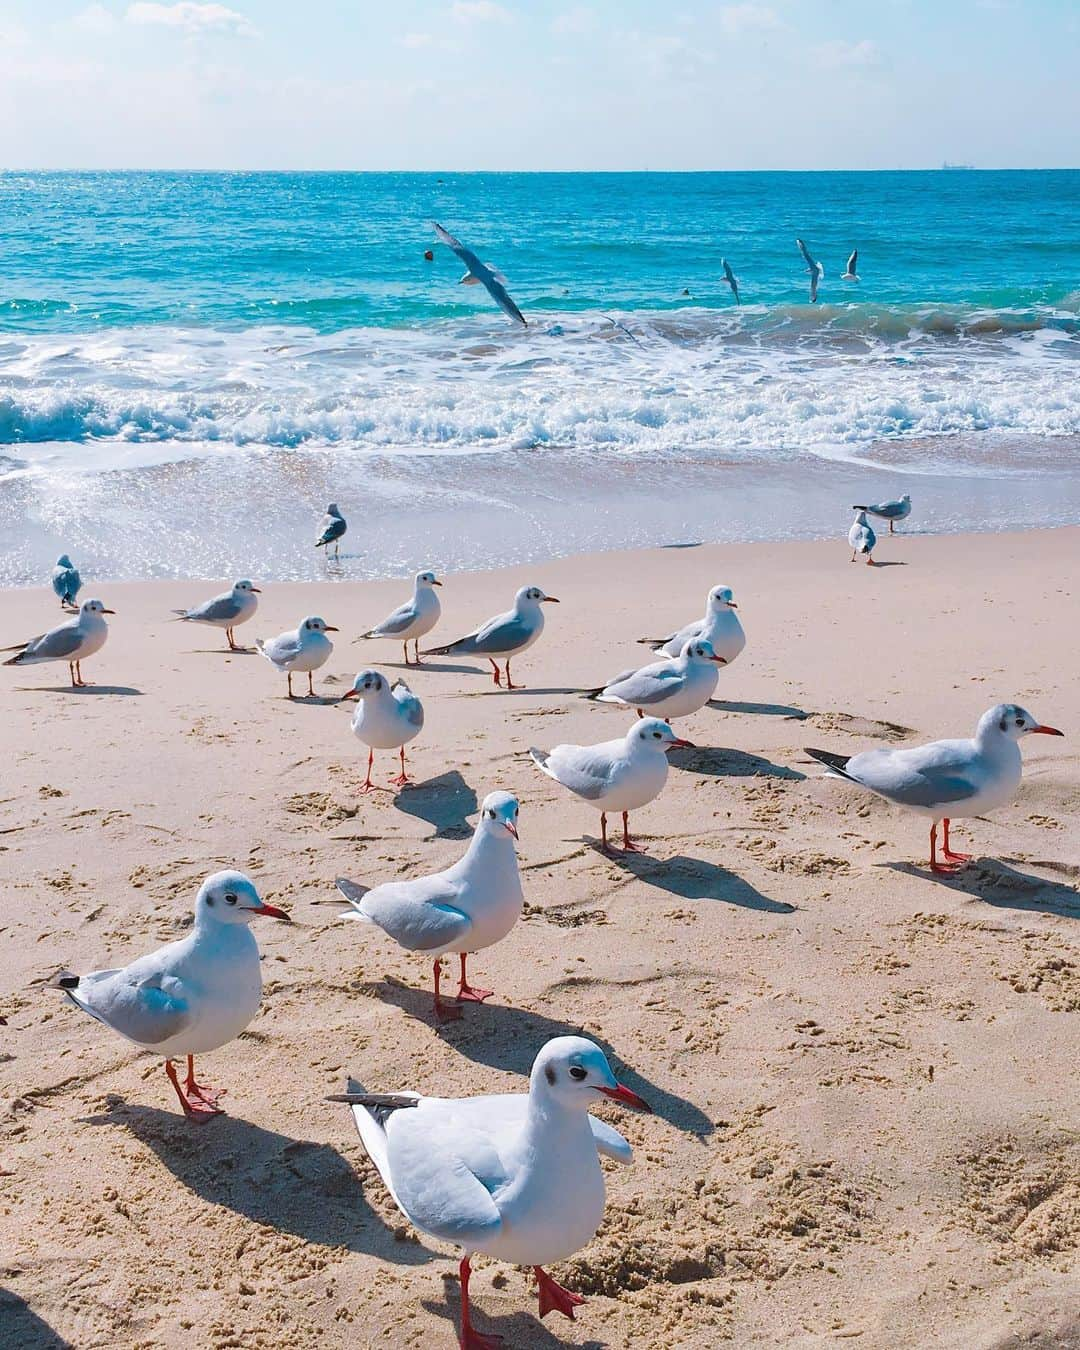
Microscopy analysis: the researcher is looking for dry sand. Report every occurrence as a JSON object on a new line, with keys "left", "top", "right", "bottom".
{"left": 0, "top": 527, "right": 1078, "bottom": 1349}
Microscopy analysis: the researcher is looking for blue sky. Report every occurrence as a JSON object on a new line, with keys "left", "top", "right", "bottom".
{"left": 3, "top": 1, "right": 1078, "bottom": 170}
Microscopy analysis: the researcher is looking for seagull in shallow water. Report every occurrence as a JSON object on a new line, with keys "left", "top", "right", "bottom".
{"left": 842, "top": 249, "right": 860, "bottom": 282}
{"left": 173, "top": 579, "right": 260, "bottom": 651}
{"left": 315, "top": 504, "right": 347, "bottom": 558}
{"left": 359, "top": 570, "right": 443, "bottom": 666}
{"left": 329, "top": 1036, "right": 649, "bottom": 1349}
{"left": 797, "top": 237, "right": 825, "bottom": 303}
{"left": 721, "top": 258, "right": 740, "bottom": 305}
{"left": 334, "top": 791, "right": 523, "bottom": 1021}
{"left": 50, "top": 870, "right": 289, "bottom": 1119}
{"left": 433, "top": 221, "right": 527, "bottom": 327}
{"left": 423, "top": 585, "right": 559, "bottom": 689}
{"left": 852, "top": 494, "right": 911, "bottom": 534}
{"left": 2, "top": 598, "right": 114, "bottom": 687}
{"left": 805, "top": 704, "right": 1064, "bottom": 873}
{"left": 51, "top": 554, "right": 82, "bottom": 609}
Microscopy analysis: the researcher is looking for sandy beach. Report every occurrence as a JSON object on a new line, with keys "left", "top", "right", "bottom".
{"left": 1, "top": 526, "right": 1077, "bottom": 1350}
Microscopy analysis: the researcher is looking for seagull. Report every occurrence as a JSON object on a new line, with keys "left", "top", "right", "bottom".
{"left": 51, "top": 554, "right": 82, "bottom": 609}
{"left": 805, "top": 704, "right": 1063, "bottom": 874}
{"left": 531, "top": 717, "right": 693, "bottom": 853}
{"left": 173, "top": 579, "right": 260, "bottom": 652}
{"left": 638, "top": 584, "right": 746, "bottom": 663}
{"left": 423, "top": 585, "right": 559, "bottom": 689}
{"left": 315, "top": 503, "right": 347, "bottom": 559}
{"left": 328, "top": 1036, "right": 649, "bottom": 1348}
{"left": 797, "top": 237, "right": 825, "bottom": 303}
{"left": 335, "top": 791, "right": 522, "bottom": 1021}
{"left": 2, "top": 598, "right": 114, "bottom": 687}
{"left": 721, "top": 258, "right": 740, "bottom": 305}
{"left": 341, "top": 669, "right": 424, "bottom": 791}
{"left": 842, "top": 249, "right": 860, "bottom": 282}
{"left": 50, "top": 870, "right": 289, "bottom": 1119}
{"left": 359, "top": 570, "right": 443, "bottom": 666}
{"left": 432, "top": 221, "right": 527, "bottom": 327}
{"left": 587, "top": 638, "right": 725, "bottom": 720}
{"left": 852, "top": 494, "right": 911, "bottom": 534}
{"left": 255, "top": 616, "right": 338, "bottom": 698}
{"left": 848, "top": 510, "right": 876, "bottom": 564}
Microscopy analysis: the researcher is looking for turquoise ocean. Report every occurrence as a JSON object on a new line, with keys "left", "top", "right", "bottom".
{"left": 2, "top": 170, "right": 1079, "bottom": 582}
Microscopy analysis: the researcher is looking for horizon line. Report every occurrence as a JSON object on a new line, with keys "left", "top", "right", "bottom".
{"left": 3, "top": 165, "right": 1080, "bottom": 175}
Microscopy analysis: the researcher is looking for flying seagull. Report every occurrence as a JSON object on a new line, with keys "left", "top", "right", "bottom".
{"left": 842, "top": 249, "right": 860, "bottom": 282}
{"left": 432, "top": 221, "right": 527, "bottom": 327}
{"left": 721, "top": 258, "right": 740, "bottom": 305}
{"left": 796, "top": 238, "right": 824, "bottom": 303}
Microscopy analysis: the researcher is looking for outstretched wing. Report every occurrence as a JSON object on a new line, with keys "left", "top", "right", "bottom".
{"left": 433, "top": 221, "right": 526, "bottom": 327}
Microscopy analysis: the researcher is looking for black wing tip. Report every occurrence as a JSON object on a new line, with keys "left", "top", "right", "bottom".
{"left": 804, "top": 747, "right": 854, "bottom": 776}
{"left": 335, "top": 877, "right": 371, "bottom": 902}
{"left": 326, "top": 1092, "right": 419, "bottom": 1110}
{"left": 528, "top": 746, "right": 549, "bottom": 766}
{"left": 49, "top": 970, "right": 80, "bottom": 991}
{"left": 582, "top": 687, "right": 606, "bottom": 701}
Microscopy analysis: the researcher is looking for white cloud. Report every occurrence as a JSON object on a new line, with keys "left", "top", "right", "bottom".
{"left": 125, "top": 3, "right": 256, "bottom": 36}
{"left": 451, "top": 2, "right": 510, "bottom": 24}
{"left": 718, "top": 5, "right": 781, "bottom": 35}
{"left": 71, "top": 4, "right": 117, "bottom": 33}
{"left": 552, "top": 8, "right": 597, "bottom": 36}
{"left": 813, "top": 39, "right": 883, "bottom": 68}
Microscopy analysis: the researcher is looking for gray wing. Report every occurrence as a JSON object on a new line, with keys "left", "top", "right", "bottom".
{"left": 447, "top": 610, "right": 533, "bottom": 655}
{"left": 351, "top": 876, "right": 471, "bottom": 951}
{"left": 797, "top": 238, "right": 816, "bottom": 270}
{"left": 259, "top": 632, "right": 302, "bottom": 664}
{"left": 809, "top": 268, "right": 820, "bottom": 303}
{"left": 539, "top": 743, "right": 616, "bottom": 800}
{"left": 846, "top": 249, "right": 858, "bottom": 274}
{"left": 370, "top": 601, "right": 419, "bottom": 637}
{"left": 722, "top": 259, "right": 740, "bottom": 303}
{"left": 433, "top": 222, "right": 526, "bottom": 327}
{"left": 185, "top": 593, "right": 242, "bottom": 622}
{"left": 846, "top": 745, "right": 980, "bottom": 809}
{"left": 316, "top": 516, "right": 347, "bottom": 546}
{"left": 26, "top": 623, "right": 87, "bottom": 659}
{"left": 387, "top": 1104, "right": 505, "bottom": 1245}
{"left": 604, "top": 662, "right": 684, "bottom": 706}
{"left": 392, "top": 681, "right": 424, "bottom": 728}
{"left": 67, "top": 965, "right": 193, "bottom": 1046}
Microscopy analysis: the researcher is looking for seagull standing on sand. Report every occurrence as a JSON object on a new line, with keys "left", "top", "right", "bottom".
{"left": 423, "top": 585, "right": 559, "bottom": 689}
{"left": 531, "top": 717, "right": 693, "bottom": 853}
{"left": 433, "top": 221, "right": 527, "bottom": 327}
{"left": 721, "top": 258, "right": 741, "bottom": 305}
{"left": 2, "top": 598, "right": 114, "bottom": 687}
{"left": 50, "top": 870, "right": 289, "bottom": 1119}
{"left": 359, "top": 570, "right": 443, "bottom": 666}
{"left": 853, "top": 494, "right": 911, "bottom": 534}
{"left": 256, "top": 616, "right": 338, "bottom": 698}
{"left": 51, "top": 554, "right": 82, "bottom": 609}
{"left": 806, "top": 704, "right": 1063, "bottom": 873}
{"left": 639, "top": 584, "right": 746, "bottom": 663}
{"left": 173, "top": 579, "right": 260, "bottom": 651}
{"left": 842, "top": 249, "right": 860, "bottom": 282}
{"left": 797, "top": 237, "right": 825, "bottom": 303}
{"left": 315, "top": 504, "right": 347, "bottom": 558}
{"left": 342, "top": 669, "right": 424, "bottom": 790}
{"left": 588, "top": 639, "right": 725, "bottom": 720}
{"left": 335, "top": 791, "right": 523, "bottom": 1021}
{"left": 328, "top": 1036, "right": 649, "bottom": 1348}
{"left": 848, "top": 510, "right": 876, "bottom": 565}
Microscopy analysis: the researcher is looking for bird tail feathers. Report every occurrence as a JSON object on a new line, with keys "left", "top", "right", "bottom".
{"left": 804, "top": 747, "right": 857, "bottom": 781}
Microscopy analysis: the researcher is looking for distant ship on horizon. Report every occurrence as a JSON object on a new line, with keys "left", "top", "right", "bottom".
{"left": 941, "top": 161, "right": 974, "bottom": 170}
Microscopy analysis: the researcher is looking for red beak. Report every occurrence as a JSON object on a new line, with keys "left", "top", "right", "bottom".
{"left": 251, "top": 588, "right": 262, "bottom": 594}
{"left": 504, "top": 820, "right": 519, "bottom": 839}
{"left": 1032, "top": 725, "right": 1064, "bottom": 736}
{"left": 598, "top": 1082, "right": 652, "bottom": 1113}
{"left": 668, "top": 736, "right": 695, "bottom": 749}
{"left": 711, "top": 655, "right": 727, "bottom": 664}
{"left": 543, "top": 596, "right": 560, "bottom": 603}
{"left": 250, "top": 901, "right": 290, "bottom": 921}
{"left": 340, "top": 689, "right": 360, "bottom": 701}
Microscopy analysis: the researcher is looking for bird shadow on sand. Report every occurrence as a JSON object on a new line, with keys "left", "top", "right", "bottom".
{"left": 190, "top": 647, "right": 258, "bottom": 655}
{"left": 421, "top": 1288, "right": 606, "bottom": 1350}
{"left": 881, "top": 858, "right": 1080, "bottom": 919}
{"left": 865, "top": 560, "right": 907, "bottom": 569}
{"left": 27, "top": 684, "right": 143, "bottom": 697}
{"left": 403, "top": 660, "right": 490, "bottom": 677}
{"left": 667, "top": 745, "right": 805, "bottom": 781}
{"left": 283, "top": 693, "right": 340, "bottom": 707}
{"left": 393, "top": 771, "right": 478, "bottom": 839}
{"left": 370, "top": 981, "right": 714, "bottom": 1138}
{"left": 708, "top": 697, "right": 810, "bottom": 719}
{"left": 484, "top": 686, "right": 584, "bottom": 698}
{"left": 80, "top": 1101, "right": 428, "bottom": 1263}
{"left": 659, "top": 540, "right": 703, "bottom": 550}
{"left": 0, "top": 1291, "right": 72, "bottom": 1350}
{"left": 595, "top": 848, "right": 796, "bottom": 915}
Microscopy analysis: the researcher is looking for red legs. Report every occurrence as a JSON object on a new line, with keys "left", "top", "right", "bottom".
{"left": 390, "top": 746, "right": 412, "bottom": 788}
{"left": 636, "top": 707, "right": 646, "bottom": 718}
{"left": 930, "top": 821, "right": 965, "bottom": 874}
{"left": 850, "top": 551, "right": 857, "bottom": 563}
{"left": 165, "top": 1057, "right": 224, "bottom": 1121}
{"left": 503, "top": 660, "right": 520, "bottom": 690}
{"left": 360, "top": 748, "right": 377, "bottom": 794}
{"left": 488, "top": 658, "right": 502, "bottom": 687}
{"left": 287, "top": 671, "right": 294, "bottom": 699}
{"left": 413, "top": 640, "right": 423, "bottom": 665}
{"left": 621, "top": 811, "right": 647, "bottom": 853}
{"left": 432, "top": 958, "right": 463, "bottom": 1022}
{"left": 457, "top": 1255, "right": 502, "bottom": 1349}
{"left": 866, "top": 555, "right": 875, "bottom": 566}
{"left": 940, "top": 817, "right": 972, "bottom": 864}
{"left": 533, "top": 1266, "right": 585, "bottom": 1321}
{"left": 226, "top": 626, "right": 240, "bottom": 651}
{"left": 599, "top": 811, "right": 613, "bottom": 855}
{"left": 456, "top": 952, "right": 493, "bottom": 1004}
{"left": 487, "top": 659, "right": 521, "bottom": 689}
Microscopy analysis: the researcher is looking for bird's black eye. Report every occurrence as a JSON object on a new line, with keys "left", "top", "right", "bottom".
{"left": 569, "top": 1066, "right": 587, "bottom": 1081}
{"left": 487, "top": 808, "right": 496, "bottom": 818}
{"left": 1016, "top": 717, "right": 1024, "bottom": 727}
{"left": 653, "top": 731, "right": 662, "bottom": 738}
{"left": 225, "top": 893, "right": 237, "bottom": 906}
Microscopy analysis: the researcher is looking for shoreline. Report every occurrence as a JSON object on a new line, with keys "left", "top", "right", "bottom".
{"left": 1, "top": 525, "right": 1078, "bottom": 1347}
